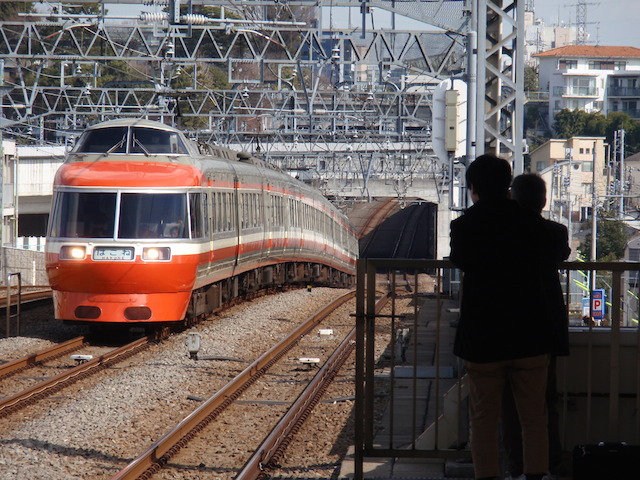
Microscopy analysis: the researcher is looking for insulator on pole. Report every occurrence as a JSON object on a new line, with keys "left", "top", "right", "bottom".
{"left": 180, "top": 14, "right": 209, "bottom": 25}
{"left": 140, "top": 12, "right": 169, "bottom": 23}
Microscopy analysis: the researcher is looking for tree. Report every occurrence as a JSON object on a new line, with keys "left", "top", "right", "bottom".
{"left": 524, "top": 66, "right": 539, "bottom": 92}
{"left": 579, "top": 214, "right": 628, "bottom": 261}
{"left": 553, "top": 109, "right": 589, "bottom": 139}
{"left": 0, "top": 2, "right": 34, "bottom": 19}
{"left": 583, "top": 112, "right": 607, "bottom": 137}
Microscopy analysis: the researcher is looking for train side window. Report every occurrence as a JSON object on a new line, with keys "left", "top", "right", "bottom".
{"left": 227, "top": 193, "right": 234, "bottom": 231}
{"left": 240, "top": 193, "right": 247, "bottom": 229}
{"left": 256, "top": 193, "right": 261, "bottom": 227}
{"left": 250, "top": 194, "right": 256, "bottom": 227}
{"left": 203, "top": 193, "right": 210, "bottom": 237}
{"left": 220, "top": 193, "right": 224, "bottom": 231}
{"left": 189, "top": 192, "right": 205, "bottom": 238}
{"left": 213, "top": 192, "right": 218, "bottom": 232}
{"left": 294, "top": 199, "right": 299, "bottom": 227}
{"left": 222, "top": 193, "right": 228, "bottom": 231}
{"left": 224, "top": 192, "right": 229, "bottom": 231}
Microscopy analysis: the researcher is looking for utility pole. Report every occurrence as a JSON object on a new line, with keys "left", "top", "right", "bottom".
{"left": 591, "top": 141, "right": 597, "bottom": 262}
{"left": 566, "top": 147, "right": 573, "bottom": 252}
{"left": 619, "top": 128, "right": 625, "bottom": 218}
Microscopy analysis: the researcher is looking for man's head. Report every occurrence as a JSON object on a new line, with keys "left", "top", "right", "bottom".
{"left": 511, "top": 173, "right": 547, "bottom": 214}
{"left": 465, "top": 154, "right": 512, "bottom": 201}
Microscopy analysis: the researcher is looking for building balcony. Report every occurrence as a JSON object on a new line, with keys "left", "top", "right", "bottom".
{"left": 608, "top": 86, "right": 640, "bottom": 97}
{"left": 553, "top": 86, "right": 599, "bottom": 97}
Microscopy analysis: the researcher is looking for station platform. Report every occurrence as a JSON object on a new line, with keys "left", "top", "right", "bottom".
{"left": 338, "top": 294, "right": 476, "bottom": 479}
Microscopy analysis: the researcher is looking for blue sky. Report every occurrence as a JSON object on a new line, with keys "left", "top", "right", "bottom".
{"left": 105, "top": 1, "right": 640, "bottom": 48}
{"left": 533, "top": 0, "right": 640, "bottom": 48}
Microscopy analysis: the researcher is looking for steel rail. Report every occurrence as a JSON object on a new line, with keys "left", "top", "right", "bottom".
{"left": 111, "top": 290, "right": 357, "bottom": 480}
{"left": 0, "top": 336, "right": 88, "bottom": 380}
{"left": 235, "top": 293, "right": 390, "bottom": 480}
{"left": 0, "top": 336, "right": 151, "bottom": 419}
{"left": 0, "top": 288, "right": 52, "bottom": 308}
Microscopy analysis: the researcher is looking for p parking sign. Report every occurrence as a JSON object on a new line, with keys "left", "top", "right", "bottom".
{"left": 591, "top": 289, "right": 606, "bottom": 320}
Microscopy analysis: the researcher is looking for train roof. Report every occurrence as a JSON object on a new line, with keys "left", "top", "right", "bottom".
{"left": 83, "top": 118, "right": 179, "bottom": 132}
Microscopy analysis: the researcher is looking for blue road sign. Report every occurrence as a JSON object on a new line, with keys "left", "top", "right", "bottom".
{"left": 591, "top": 289, "right": 605, "bottom": 320}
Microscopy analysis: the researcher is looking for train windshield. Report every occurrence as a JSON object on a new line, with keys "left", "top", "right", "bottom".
{"left": 73, "top": 126, "right": 188, "bottom": 155}
{"left": 49, "top": 192, "right": 188, "bottom": 239}
{"left": 118, "top": 193, "right": 187, "bottom": 239}
{"left": 49, "top": 192, "right": 117, "bottom": 238}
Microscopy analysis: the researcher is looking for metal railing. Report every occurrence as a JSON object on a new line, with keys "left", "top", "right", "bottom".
{"left": 4, "top": 272, "right": 22, "bottom": 338}
{"left": 354, "top": 259, "right": 640, "bottom": 479}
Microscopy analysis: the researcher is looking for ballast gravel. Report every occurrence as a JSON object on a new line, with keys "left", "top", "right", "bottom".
{"left": 0, "top": 288, "right": 356, "bottom": 480}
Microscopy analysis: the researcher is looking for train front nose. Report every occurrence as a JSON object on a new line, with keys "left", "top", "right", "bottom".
{"left": 54, "top": 291, "right": 191, "bottom": 323}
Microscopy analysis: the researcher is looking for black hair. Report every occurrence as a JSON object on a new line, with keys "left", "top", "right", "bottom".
{"left": 465, "top": 154, "right": 512, "bottom": 200}
{"left": 511, "top": 173, "right": 547, "bottom": 213}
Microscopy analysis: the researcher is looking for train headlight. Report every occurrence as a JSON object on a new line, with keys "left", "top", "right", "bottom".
{"left": 60, "top": 245, "right": 87, "bottom": 260}
{"left": 142, "top": 247, "right": 171, "bottom": 261}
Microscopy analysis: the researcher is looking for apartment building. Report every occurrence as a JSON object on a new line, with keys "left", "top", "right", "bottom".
{"left": 534, "top": 45, "right": 640, "bottom": 129}
{"left": 529, "top": 136, "right": 607, "bottom": 225}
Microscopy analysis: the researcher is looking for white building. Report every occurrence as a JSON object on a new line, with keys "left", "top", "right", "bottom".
{"left": 15, "top": 145, "right": 66, "bottom": 237}
{"left": 0, "top": 139, "right": 18, "bottom": 246}
{"left": 529, "top": 137, "right": 607, "bottom": 237}
{"left": 534, "top": 45, "right": 640, "bottom": 129}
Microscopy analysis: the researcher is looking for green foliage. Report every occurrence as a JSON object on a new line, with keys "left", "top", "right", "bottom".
{"left": 0, "top": 2, "right": 34, "bottom": 19}
{"left": 579, "top": 214, "right": 628, "bottom": 261}
{"left": 95, "top": 61, "right": 137, "bottom": 87}
{"left": 552, "top": 109, "right": 640, "bottom": 156}
{"left": 553, "top": 109, "right": 589, "bottom": 138}
{"left": 524, "top": 66, "right": 539, "bottom": 92}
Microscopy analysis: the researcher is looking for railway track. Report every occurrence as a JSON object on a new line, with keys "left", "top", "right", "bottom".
{"left": 0, "top": 336, "right": 151, "bottom": 419}
{"left": 1, "top": 287, "right": 369, "bottom": 478}
{"left": 0, "top": 336, "right": 88, "bottom": 381}
{"left": 111, "top": 290, "right": 389, "bottom": 480}
{"left": 0, "top": 284, "right": 316, "bottom": 419}
{"left": 0, "top": 287, "right": 52, "bottom": 307}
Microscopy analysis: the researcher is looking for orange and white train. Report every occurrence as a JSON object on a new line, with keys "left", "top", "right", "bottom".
{"left": 45, "top": 119, "right": 358, "bottom": 326}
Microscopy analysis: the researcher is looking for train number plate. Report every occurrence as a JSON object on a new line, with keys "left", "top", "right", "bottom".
{"left": 92, "top": 247, "right": 134, "bottom": 261}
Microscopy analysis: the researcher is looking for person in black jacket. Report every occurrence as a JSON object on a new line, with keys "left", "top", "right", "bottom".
{"left": 449, "top": 155, "right": 554, "bottom": 480}
{"left": 501, "top": 173, "right": 571, "bottom": 480}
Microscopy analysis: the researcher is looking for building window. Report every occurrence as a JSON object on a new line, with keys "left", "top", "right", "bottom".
{"left": 536, "top": 161, "right": 546, "bottom": 171}
{"left": 579, "top": 148, "right": 585, "bottom": 154}
{"left": 569, "top": 77, "right": 596, "bottom": 96}
{"left": 559, "top": 59, "right": 578, "bottom": 69}
{"left": 614, "top": 61, "right": 627, "bottom": 70}
{"left": 588, "top": 60, "right": 615, "bottom": 70}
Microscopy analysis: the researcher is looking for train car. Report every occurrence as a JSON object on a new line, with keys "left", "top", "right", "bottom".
{"left": 45, "top": 119, "right": 358, "bottom": 325}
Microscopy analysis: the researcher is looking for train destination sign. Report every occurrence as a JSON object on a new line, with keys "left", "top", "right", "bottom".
{"left": 92, "top": 247, "right": 135, "bottom": 261}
